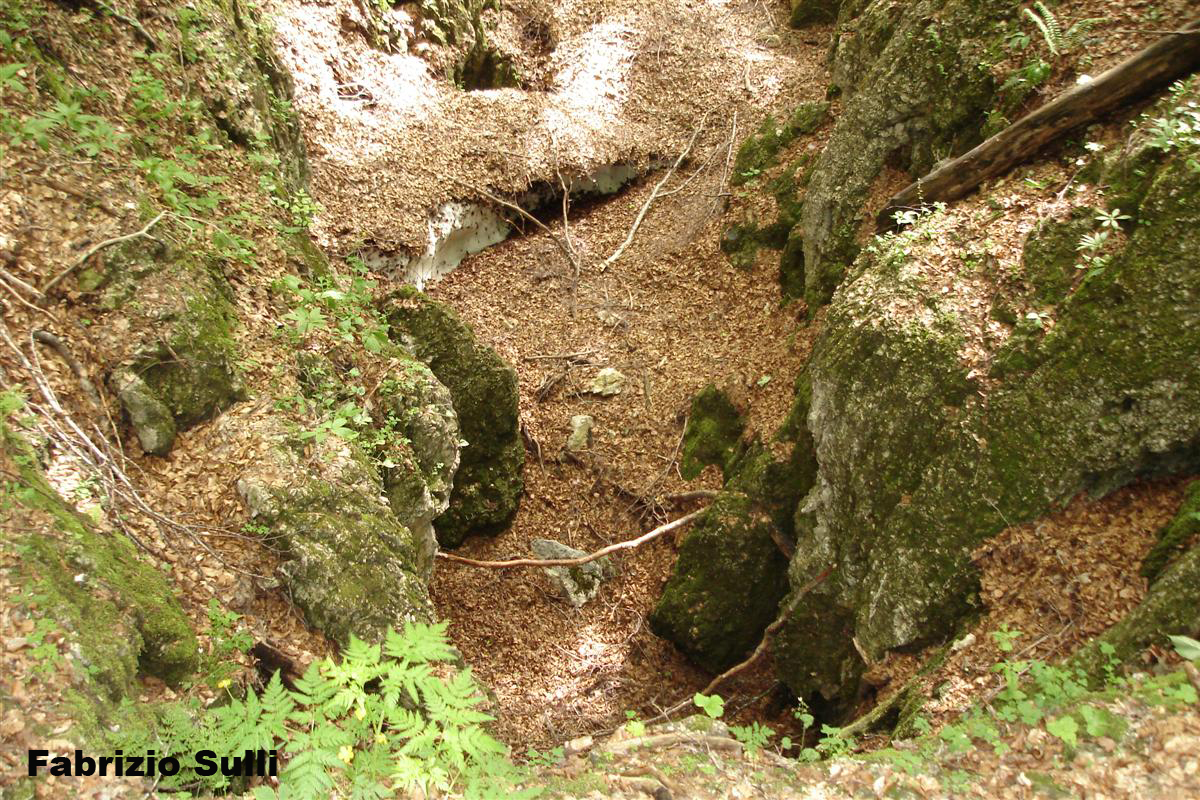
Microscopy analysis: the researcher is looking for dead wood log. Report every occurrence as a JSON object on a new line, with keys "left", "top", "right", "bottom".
{"left": 878, "top": 17, "right": 1200, "bottom": 231}
{"left": 251, "top": 640, "right": 309, "bottom": 691}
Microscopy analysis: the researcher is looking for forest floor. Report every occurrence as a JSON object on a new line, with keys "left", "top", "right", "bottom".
{"left": 266, "top": 0, "right": 1200, "bottom": 753}
{"left": 1, "top": 0, "right": 1197, "bottom": 796}
{"left": 267, "top": 0, "right": 829, "bottom": 747}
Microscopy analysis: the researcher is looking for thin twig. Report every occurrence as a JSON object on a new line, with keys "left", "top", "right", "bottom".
{"left": 0, "top": 273, "right": 56, "bottom": 323}
{"left": 436, "top": 508, "right": 706, "bottom": 569}
{"left": 42, "top": 211, "right": 166, "bottom": 294}
{"left": 86, "top": 0, "right": 157, "bottom": 49}
{"left": 601, "top": 113, "right": 709, "bottom": 271}
{"left": 444, "top": 177, "right": 581, "bottom": 273}
{"left": 32, "top": 330, "right": 100, "bottom": 406}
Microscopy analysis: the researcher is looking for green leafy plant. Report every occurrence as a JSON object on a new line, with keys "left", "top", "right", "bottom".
{"left": 1095, "top": 208, "right": 1131, "bottom": 231}
{"left": 299, "top": 402, "right": 370, "bottom": 444}
{"left": 622, "top": 710, "right": 647, "bottom": 738}
{"left": 0, "top": 62, "right": 24, "bottom": 95}
{"left": 1022, "top": 2, "right": 1103, "bottom": 57}
{"left": 729, "top": 721, "right": 774, "bottom": 756}
{"left": 106, "top": 622, "right": 530, "bottom": 799}
{"left": 814, "top": 724, "right": 855, "bottom": 759}
{"left": 1170, "top": 634, "right": 1200, "bottom": 661}
{"left": 692, "top": 693, "right": 725, "bottom": 719}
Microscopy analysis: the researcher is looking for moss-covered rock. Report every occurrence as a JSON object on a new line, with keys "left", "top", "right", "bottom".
{"left": 108, "top": 368, "right": 177, "bottom": 456}
{"left": 194, "top": 0, "right": 309, "bottom": 186}
{"left": 384, "top": 288, "right": 524, "bottom": 547}
{"left": 294, "top": 348, "right": 461, "bottom": 579}
{"left": 772, "top": 138, "right": 1200, "bottom": 709}
{"left": 1141, "top": 481, "right": 1200, "bottom": 584}
{"left": 798, "top": 0, "right": 1012, "bottom": 309}
{"left": 731, "top": 103, "right": 829, "bottom": 187}
{"left": 2, "top": 422, "right": 197, "bottom": 694}
{"left": 653, "top": 383, "right": 818, "bottom": 673}
{"left": 101, "top": 243, "right": 243, "bottom": 455}
{"left": 237, "top": 426, "right": 435, "bottom": 644}
{"left": 1021, "top": 208, "right": 1096, "bottom": 305}
{"left": 680, "top": 386, "right": 746, "bottom": 480}
{"left": 649, "top": 490, "right": 790, "bottom": 673}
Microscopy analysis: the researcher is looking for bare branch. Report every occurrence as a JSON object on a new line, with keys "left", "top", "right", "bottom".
{"left": 444, "top": 177, "right": 581, "bottom": 274}
{"left": 601, "top": 113, "right": 709, "bottom": 271}
{"left": 42, "top": 211, "right": 166, "bottom": 295}
{"left": 436, "top": 507, "right": 707, "bottom": 569}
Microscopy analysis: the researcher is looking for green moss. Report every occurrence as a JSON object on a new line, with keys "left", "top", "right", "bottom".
{"left": 654, "top": 376, "right": 818, "bottom": 675}
{"left": 776, "top": 136, "right": 1200, "bottom": 707}
{"left": 3, "top": 424, "right": 197, "bottom": 691}
{"left": 720, "top": 222, "right": 761, "bottom": 270}
{"left": 384, "top": 288, "right": 523, "bottom": 547}
{"left": 731, "top": 103, "right": 829, "bottom": 187}
{"left": 139, "top": 279, "right": 242, "bottom": 428}
{"left": 1020, "top": 208, "right": 1095, "bottom": 305}
{"left": 680, "top": 386, "right": 746, "bottom": 480}
{"left": 780, "top": 229, "right": 806, "bottom": 302}
{"left": 649, "top": 491, "right": 790, "bottom": 672}
{"left": 1074, "top": 542, "right": 1200, "bottom": 682}
{"left": 1141, "top": 481, "right": 1200, "bottom": 584}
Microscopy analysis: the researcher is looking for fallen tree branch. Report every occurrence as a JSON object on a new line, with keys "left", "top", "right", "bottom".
{"left": 604, "top": 732, "right": 744, "bottom": 755}
{"left": 85, "top": 0, "right": 157, "bottom": 50}
{"left": 42, "top": 211, "right": 166, "bottom": 295}
{"left": 877, "top": 17, "right": 1200, "bottom": 230}
{"left": 32, "top": 330, "right": 100, "bottom": 406}
{"left": 436, "top": 507, "right": 706, "bottom": 569}
{"left": 601, "top": 112, "right": 709, "bottom": 272}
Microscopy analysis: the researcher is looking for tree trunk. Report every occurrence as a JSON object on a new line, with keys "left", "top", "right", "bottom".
{"left": 877, "top": 18, "right": 1200, "bottom": 231}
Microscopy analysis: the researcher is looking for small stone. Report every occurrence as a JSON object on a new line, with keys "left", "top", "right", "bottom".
{"left": 4, "top": 637, "right": 28, "bottom": 652}
{"left": 530, "top": 538, "right": 613, "bottom": 607}
{"left": 566, "top": 415, "right": 594, "bottom": 452}
{"left": 587, "top": 368, "right": 625, "bottom": 396}
{"left": 951, "top": 633, "right": 976, "bottom": 652}
{"left": 565, "top": 735, "right": 593, "bottom": 755}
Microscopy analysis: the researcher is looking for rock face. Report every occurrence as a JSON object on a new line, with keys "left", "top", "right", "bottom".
{"left": 296, "top": 349, "right": 461, "bottom": 578}
{"left": 4, "top": 423, "right": 197, "bottom": 696}
{"left": 772, "top": 129, "right": 1200, "bottom": 710}
{"left": 794, "top": 0, "right": 1013, "bottom": 309}
{"left": 385, "top": 288, "right": 524, "bottom": 547}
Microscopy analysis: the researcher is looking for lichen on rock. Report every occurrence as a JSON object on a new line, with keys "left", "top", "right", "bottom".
{"left": 237, "top": 421, "right": 436, "bottom": 645}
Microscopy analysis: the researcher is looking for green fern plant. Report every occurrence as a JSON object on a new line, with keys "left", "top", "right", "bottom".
{"left": 108, "top": 622, "right": 536, "bottom": 799}
{"left": 1022, "top": 2, "right": 1104, "bottom": 57}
